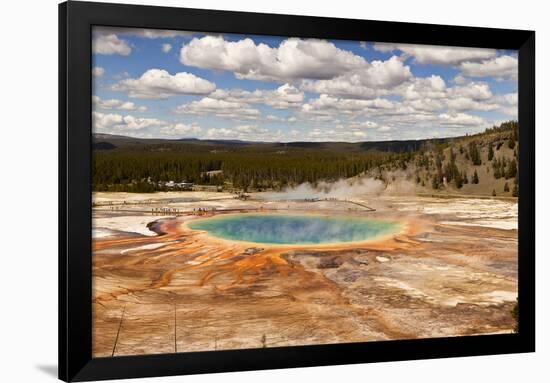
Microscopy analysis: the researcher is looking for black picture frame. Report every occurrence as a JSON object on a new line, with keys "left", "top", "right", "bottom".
{"left": 59, "top": 1, "right": 535, "bottom": 381}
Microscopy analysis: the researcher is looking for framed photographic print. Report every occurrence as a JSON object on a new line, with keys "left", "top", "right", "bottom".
{"left": 59, "top": 1, "right": 535, "bottom": 381}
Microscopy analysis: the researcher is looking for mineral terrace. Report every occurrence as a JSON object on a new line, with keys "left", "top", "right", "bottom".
{"left": 92, "top": 192, "right": 517, "bottom": 357}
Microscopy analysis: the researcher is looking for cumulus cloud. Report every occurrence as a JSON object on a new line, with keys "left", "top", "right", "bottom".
{"left": 205, "top": 125, "right": 277, "bottom": 141}
{"left": 394, "top": 76, "right": 500, "bottom": 113}
{"left": 301, "top": 94, "right": 394, "bottom": 117}
{"left": 180, "top": 36, "right": 367, "bottom": 82}
{"left": 494, "top": 92, "right": 518, "bottom": 116}
{"left": 92, "top": 66, "right": 105, "bottom": 77}
{"left": 93, "top": 111, "right": 202, "bottom": 138}
{"left": 374, "top": 43, "right": 497, "bottom": 65}
{"left": 92, "top": 34, "right": 131, "bottom": 56}
{"left": 438, "top": 112, "right": 485, "bottom": 126}
{"left": 93, "top": 111, "right": 179, "bottom": 134}
{"left": 93, "top": 111, "right": 165, "bottom": 131}
{"left": 121, "top": 115, "right": 167, "bottom": 130}
{"left": 459, "top": 55, "right": 518, "bottom": 80}
{"left": 112, "top": 69, "right": 216, "bottom": 99}
{"left": 159, "top": 123, "right": 202, "bottom": 137}
{"left": 175, "top": 97, "right": 261, "bottom": 120}
{"left": 400, "top": 75, "right": 447, "bottom": 100}
{"left": 92, "top": 111, "right": 124, "bottom": 131}
{"left": 449, "top": 81, "right": 492, "bottom": 100}
{"left": 162, "top": 43, "right": 172, "bottom": 53}
{"left": 444, "top": 97, "right": 498, "bottom": 112}
{"left": 302, "top": 127, "right": 372, "bottom": 142}
{"left": 300, "top": 56, "right": 411, "bottom": 99}
{"left": 92, "top": 95, "right": 147, "bottom": 112}
{"left": 209, "top": 83, "right": 304, "bottom": 109}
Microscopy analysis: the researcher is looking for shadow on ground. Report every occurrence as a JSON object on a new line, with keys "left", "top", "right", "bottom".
{"left": 36, "top": 365, "right": 57, "bottom": 379}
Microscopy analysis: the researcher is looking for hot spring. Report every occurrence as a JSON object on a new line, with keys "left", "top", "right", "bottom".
{"left": 187, "top": 213, "right": 400, "bottom": 245}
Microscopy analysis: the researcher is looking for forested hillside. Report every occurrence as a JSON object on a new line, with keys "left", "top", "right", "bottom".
{"left": 93, "top": 121, "right": 519, "bottom": 197}
{"left": 365, "top": 120, "right": 519, "bottom": 197}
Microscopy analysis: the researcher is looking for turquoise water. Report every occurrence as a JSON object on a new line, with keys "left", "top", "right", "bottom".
{"left": 187, "top": 213, "right": 400, "bottom": 245}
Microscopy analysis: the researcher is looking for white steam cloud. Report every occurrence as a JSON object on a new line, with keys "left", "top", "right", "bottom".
{"left": 261, "top": 174, "right": 416, "bottom": 200}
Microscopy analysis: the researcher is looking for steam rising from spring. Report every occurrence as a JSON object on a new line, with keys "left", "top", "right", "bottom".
{"left": 261, "top": 174, "right": 415, "bottom": 201}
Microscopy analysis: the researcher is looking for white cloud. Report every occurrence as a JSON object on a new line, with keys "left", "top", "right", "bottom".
{"left": 162, "top": 43, "right": 172, "bottom": 53}
{"left": 459, "top": 55, "right": 518, "bottom": 80}
{"left": 112, "top": 69, "right": 216, "bottom": 99}
{"left": 265, "top": 114, "right": 282, "bottom": 122}
{"left": 92, "top": 34, "right": 131, "bottom": 56}
{"left": 94, "top": 26, "right": 193, "bottom": 39}
{"left": 444, "top": 97, "right": 498, "bottom": 112}
{"left": 438, "top": 112, "right": 485, "bottom": 126}
{"left": 209, "top": 83, "right": 304, "bottom": 109}
{"left": 361, "top": 56, "right": 412, "bottom": 87}
{"left": 121, "top": 115, "right": 166, "bottom": 130}
{"left": 93, "top": 111, "right": 202, "bottom": 138}
{"left": 159, "top": 123, "right": 201, "bottom": 137}
{"left": 92, "top": 96, "right": 147, "bottom": 112}
{"left": 453, "top": 75, "right": 467, "bottom": 85}
{"left": 449, "top": 81, "right": 492, "bottom": 100}
{"left": 394, "top": 76, "right": 499, "bottom": 113}
{"left": 346, "top": 121, "right": 380, "bottom": 129}
{"left": 302, "top": 94, "right": 394, "bottom": 116}
{"left": 495, "top": 92, "right": 518, "bottom": 106}
{"left": 180, "top": 36, "right": 367, "bottom": 82}
{"left": 205, "top": 125, "right": 275, "bottom": 141}
{"left": 175, "top": 97, "right": 261, "bottom": 120}
{"left": 373, "top": 43, "right": 497, "bottom": 65}
{"left": 93, "top": 111, "right": 162, "bottom": 131}
{"left": 235, "top": 124, "right": 268, "bottom": 134}
{"left": 92, "top": 67, "right": 105, "bottom": 77}
{"left": 494, "top": 92, "right": 518, "bottom": 116}
{"left": 400, "top": 75, "right": 447, "bottom": 100}
{"left": 301, "top": 56, "right": 411, "bottom": 99}
{"left": 92, "top": 111, "right": 124, "bottom": 131}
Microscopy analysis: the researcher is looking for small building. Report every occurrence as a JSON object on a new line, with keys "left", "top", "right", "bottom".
{"left": 176, "top": 182, "right": 194, "bottom": 190}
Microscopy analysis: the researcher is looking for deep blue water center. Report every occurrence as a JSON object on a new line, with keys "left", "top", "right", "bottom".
{"left": 187, "top": 213, "right": 399, "bottom": 245}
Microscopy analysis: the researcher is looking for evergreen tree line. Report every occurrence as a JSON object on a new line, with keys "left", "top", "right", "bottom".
{"left": 93, "top": 149, "right": 409, "bottom": 192}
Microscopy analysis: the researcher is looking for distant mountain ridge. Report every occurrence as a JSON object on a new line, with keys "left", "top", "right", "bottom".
{"left": 92, "top": 132, "right": 451, "bottom": 153}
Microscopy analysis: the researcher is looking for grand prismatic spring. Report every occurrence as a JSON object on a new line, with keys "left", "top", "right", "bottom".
{"left": 187, "top": 213, "right": 400, "bottom": 245}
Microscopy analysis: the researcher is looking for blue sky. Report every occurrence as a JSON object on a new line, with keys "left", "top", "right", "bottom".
{"left": 92, "top": 27, "right": 518, "bottom": 142}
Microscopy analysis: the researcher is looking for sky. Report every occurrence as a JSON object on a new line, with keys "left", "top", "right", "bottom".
{"left": 92, "top": 26, "right": 518, "bottom": 142}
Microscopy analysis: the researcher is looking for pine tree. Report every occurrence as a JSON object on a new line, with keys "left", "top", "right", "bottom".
{"left": 506, "top": 159, "right": 517, "bottom": 179}
{"left": 455, "top": 173, "right": 463, "bottom": 189}
{"left": 488, "top": 143, "right": 494, "bottom": 161}
{"left": 493, "top": 159, "right": 502, "bottom": 179}
{"left": 471, "top": 169, "right": 479, "bottom": 184}
{"left": 468, "top": 141, "right": 482, "bottom": 165}
{"left": 508, "top": 135, "right": 516, "bottom": 149}
{"left": 492, "top": 189, "right": 497, "bottom": 197}
{"left": 432, "top": 175, "right": 440, "bottom": 190}
{"left": 504, "top": 182, "right": 510, "bottom": 192}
